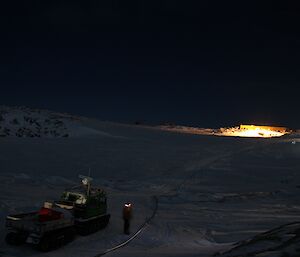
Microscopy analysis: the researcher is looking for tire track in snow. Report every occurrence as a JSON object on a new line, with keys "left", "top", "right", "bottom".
{"left": 163, "top": 145, "right": 258, "bottom": 198}
{"left": 93, "top": 196, "right": 158, "bottom": 257}
{"left": 93, "top": 144, "right": 262, "bottom": 256}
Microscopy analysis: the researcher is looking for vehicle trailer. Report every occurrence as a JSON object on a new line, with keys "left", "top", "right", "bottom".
{"left": 5, "top": 204, "right": 75, "bottom": 251}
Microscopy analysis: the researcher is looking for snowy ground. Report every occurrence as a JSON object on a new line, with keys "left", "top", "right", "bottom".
{"left": 0, "top": 107, "right": 300, "bottom": 257}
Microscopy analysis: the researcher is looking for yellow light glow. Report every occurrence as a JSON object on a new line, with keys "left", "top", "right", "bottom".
{"left": 220, "top": 125, "right": 289, "bottom": 138}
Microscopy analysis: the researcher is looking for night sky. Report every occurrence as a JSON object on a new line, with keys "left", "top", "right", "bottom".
{"left": 1, "top": 1, "right": 300, "bottom": 128}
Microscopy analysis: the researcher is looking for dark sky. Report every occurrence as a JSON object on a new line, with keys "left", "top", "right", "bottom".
{"left": 1, "top": 1, "right": 300, "bottom": 128}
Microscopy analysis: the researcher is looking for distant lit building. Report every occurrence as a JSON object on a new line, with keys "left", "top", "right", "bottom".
{"left": 239, "top": 125, "right": 289, "bottom": 134}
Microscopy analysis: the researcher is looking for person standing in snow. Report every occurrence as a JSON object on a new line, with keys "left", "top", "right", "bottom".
{"left": 123, "top": 203, "right": 133, "bottom": 235}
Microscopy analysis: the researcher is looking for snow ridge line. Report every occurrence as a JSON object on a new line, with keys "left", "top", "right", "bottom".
{"left": 93, "top": 196, "right": 158, "bottom": 257}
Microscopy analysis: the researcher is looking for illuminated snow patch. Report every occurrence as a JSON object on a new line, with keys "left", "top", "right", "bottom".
{"left": 219, "top": 125, "right": 289, "bottom": 138}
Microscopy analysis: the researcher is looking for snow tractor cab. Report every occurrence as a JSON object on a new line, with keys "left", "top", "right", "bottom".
{"left": 55, "top": 175, "right": 110, "bottom": 235}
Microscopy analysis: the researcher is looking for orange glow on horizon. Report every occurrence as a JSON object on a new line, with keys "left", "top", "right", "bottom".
{"left": 220, "top": 125, "right": 289, "bottom": 138}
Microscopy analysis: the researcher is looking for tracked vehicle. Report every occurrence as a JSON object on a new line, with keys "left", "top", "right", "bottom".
{"left": 56, "top": 175, "right": 110, "bottom": 235}
{"left": 5, "top": 176, "right": 110, "bottom": 251}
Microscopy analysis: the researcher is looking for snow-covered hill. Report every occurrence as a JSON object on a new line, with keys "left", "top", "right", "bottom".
{"left": 0, "top": 106, "right": 71, "bottom": 138}
{"left": 0, "top": 107, "right": 300, "bottom": 257}
{"left": 0, "top": 106, "right": 112, "bottom": 138}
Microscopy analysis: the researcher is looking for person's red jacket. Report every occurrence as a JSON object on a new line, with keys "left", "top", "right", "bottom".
{"left": 123, "top": 203, "right": 133, "bottom": 220}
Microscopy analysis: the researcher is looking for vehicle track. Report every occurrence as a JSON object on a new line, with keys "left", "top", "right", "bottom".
{"left": 93, "top": 145, "right": 259, "bottom": 256}
{"left": 88, "top": 137, "right": 300, "bottom": 257}
{"left": 93, "top": 196, "right": 158, "bottom": 257}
